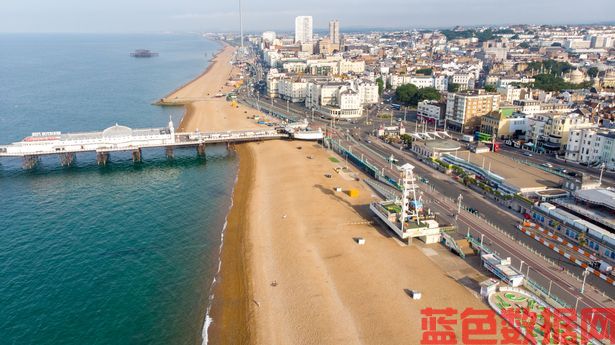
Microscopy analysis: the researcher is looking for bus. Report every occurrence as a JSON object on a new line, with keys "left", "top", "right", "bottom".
{"left": 474, "top": 131, "right": 492, "bottom": 142}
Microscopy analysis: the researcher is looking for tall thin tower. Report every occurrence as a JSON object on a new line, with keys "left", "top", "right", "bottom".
{"left": 239, "top": 0, "right": 244, "bottom": 52}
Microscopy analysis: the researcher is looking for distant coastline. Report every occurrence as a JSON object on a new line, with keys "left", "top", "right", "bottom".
{"left": 155, "top": 40, "right": 227, "bottom": 107}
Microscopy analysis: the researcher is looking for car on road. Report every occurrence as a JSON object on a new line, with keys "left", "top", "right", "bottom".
{"left": 541, "top": 163, "right": 553, "bottom": 168}
{"left": 467, "top": 207, "right": 480, "bottom": 216}
{"left": 523, "top": 152, "right": 533, "bottom": 157}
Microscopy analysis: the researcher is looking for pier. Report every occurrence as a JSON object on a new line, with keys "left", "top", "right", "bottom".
{"left": 0, "top": 119, "right": 304, "bottom": 168}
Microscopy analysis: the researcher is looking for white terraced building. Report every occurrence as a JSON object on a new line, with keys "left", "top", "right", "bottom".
{"left": 528, "top": 111, "right": 596, "bottom": 153}
{"left": 305, "top": 80, "right": 379, "bottom": 119}
{"left": 277, "top": 78, "right": 308, "bottom": 103}
{"left": 565, "top": 128, "right": 615, "bottom": 169}
{"left": 388, "top": 74, "right": 448, "bottom": 91}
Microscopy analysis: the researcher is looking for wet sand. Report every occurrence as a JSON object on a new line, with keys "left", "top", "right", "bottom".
{"left": 207, "top": 144, "right": 254, "bottom": 344}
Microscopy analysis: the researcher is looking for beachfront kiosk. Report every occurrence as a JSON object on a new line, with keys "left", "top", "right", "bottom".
{"left": 481, "top": 253, "right": 524, "bottom": 287}
{"left": 370, "top": 163, "right": 443, "bottom": 244}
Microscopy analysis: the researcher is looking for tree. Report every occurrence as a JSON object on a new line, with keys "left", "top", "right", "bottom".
{"left": 587, "top": 67, "right": 599, "bottom": 79}
{"left": 518, "top": 42, "right": 530, "bottom": 49}
{"left": 532, "top": 73, "right": 593, "bottom": 92}
{"left": 484, "top": 85, "right": 497, "bottom": 92}
{"left": 415, "top": 68, "right": 433, "bottom": 75}
{"left": 376, "top": 77, "right": 385, "bottom": 95}
{"left": 395, "top": 83, "right": 419, "bottom": 104}
{"left": 526, "top": 60, "right": 573, "bottom": 76}
{"left": 400, "top": 134, "right": 414, "bottom": 148}
{"left": 417, "top": 87, "right": 440, "bottom": 102}
{"left": 448, "top": 83, "right": 460, "bottom": 93}
{"left": 395, "top": 84, "right": 440, "bottom": 106}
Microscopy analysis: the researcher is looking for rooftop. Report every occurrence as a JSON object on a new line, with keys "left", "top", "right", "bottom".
{"left": 446, "top": 151, "right": 562, "bottom": 193}
{"left": 423, "top": 139, "right": 462, "bottom": 151}
{"left": 574, "top": 188, "right": 615, "bottom": 211}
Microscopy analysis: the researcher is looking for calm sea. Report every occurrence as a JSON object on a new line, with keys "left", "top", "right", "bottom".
{"left": 0, "top": 34, "right": 237, "bottom": 345}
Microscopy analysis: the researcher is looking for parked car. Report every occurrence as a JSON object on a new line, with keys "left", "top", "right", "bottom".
{"left": 541, "top": 163, "right": 553, "bottom": 168}
{"left": 523, "top": 152, "right": 533, "bottom": 157}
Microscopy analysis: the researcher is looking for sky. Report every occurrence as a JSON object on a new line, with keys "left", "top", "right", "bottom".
{"left": 1, "top": 0, "right": 614, "bottom": 33}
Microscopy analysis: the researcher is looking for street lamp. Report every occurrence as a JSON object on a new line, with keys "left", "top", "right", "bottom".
{"left": 581, "top": 267, "right": 590, "bottom": 294}
{"left": 575, "top": 296, "right": 582, "bottom": 311}
{"left": 599, "top": 162, "right": 606, "bottom": 186}
{"left": 457, "top": 194, "right": 463, "bottom": 214}
{"left": 519, "top": 260, "right": 524, "bottom": 272}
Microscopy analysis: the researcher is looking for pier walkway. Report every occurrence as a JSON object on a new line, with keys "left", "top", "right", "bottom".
{"left": 0, "top": 120, "right": 289, "bottom": 168}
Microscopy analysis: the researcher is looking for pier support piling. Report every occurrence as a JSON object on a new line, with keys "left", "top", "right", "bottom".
{"left": 132, "top": 148, "right": 142, "bottom": 163}
{"left": 196, "top": 143, "right": 206, "bottom": 158}
{"left": 96, "top": 152, "right": 109, "bottom": 166}
{"left": 227, "top": 142, "right": 236, "bottom": 155}
{"left": 165, "top": 147, "right": 174, "bottom": 159}
{"left": 59, "top": 152, "right": 75, "bottom": 167}
{"left": 22, "top": 155, "right": 40, "bottom": 169}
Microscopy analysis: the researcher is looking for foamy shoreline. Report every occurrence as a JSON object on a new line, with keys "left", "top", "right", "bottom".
{"left": 202, "top": 168, "right": 239, "bottom": 345}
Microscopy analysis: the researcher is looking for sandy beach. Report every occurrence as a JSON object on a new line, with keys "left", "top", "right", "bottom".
{"left": 159, "top": 44, "right": 264, "bottom": 134}
{"left": 169, "top": 43, "right": 495, "bottom": 345}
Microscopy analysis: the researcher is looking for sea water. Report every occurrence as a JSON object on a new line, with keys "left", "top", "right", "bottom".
{"left": 0, "top": 34, "right": 236, "bottom": 345}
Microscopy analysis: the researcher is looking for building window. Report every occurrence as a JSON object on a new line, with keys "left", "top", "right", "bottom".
{"left": 589, "top": 241, "right": 600, "bottom": 251}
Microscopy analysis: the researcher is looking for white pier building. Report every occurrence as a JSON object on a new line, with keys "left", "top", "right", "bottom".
{"left": 0, "top": 119, "right": 319, "bottom": 168}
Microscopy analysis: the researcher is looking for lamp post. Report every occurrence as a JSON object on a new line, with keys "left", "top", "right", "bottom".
{"left": 599, "top": 162, "right": 606, "bottom": 186}
{"left": 457, "top": 194, "right": 463, "bottom": 214}
{"left": 581, "top": 267, "right": 590, "bottom": 294}
{"left": 575, "top": 296, "right": 581, "bottom": 311}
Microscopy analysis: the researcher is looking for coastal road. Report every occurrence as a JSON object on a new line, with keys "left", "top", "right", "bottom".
{"left": 240, "top": 64, "right": 615, "bottom": 309}
{"left": 241, "top": 87, "right": 615, "bottom": 309}
{"left": 330, "top": 131, "right": 615, "bottom": 311}
{"left": 244, "top": 94, "right": 615, "bottom": 294}
{"left": 364, "top": 136, "right": 615, "bottom": 298}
